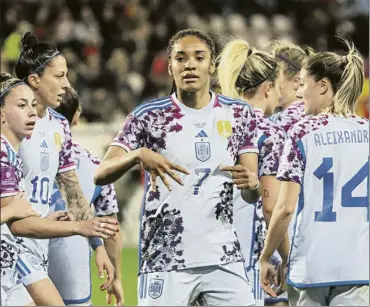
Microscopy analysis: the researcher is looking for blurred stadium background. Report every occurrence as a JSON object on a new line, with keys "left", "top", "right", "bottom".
{"left": 1, "top": 0, "right": 369, "bottom": 305}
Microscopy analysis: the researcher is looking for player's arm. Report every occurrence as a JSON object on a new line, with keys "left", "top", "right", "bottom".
{"left": 260, "top": 181, "right": 299, "bottom": 262}
{"left": 0, "top": 194, "right": 39, "bottom": 224}
{"left": 55, "top": 169, "right": 93, "bottom": 221}
{"left": 1, "top": 197, "right": 118, "bottom": 239}
{"left": 94, "top": 146, "right": 140, "bottom": 186}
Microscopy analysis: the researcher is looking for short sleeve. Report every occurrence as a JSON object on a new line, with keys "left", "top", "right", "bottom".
{"left": 238, "top": 107, "right": 258, "bottom": 155}
{"left": 259, "top": 129, "right": 286, "bottom": 177}
{"left": 58, "top": 120, "right": 76, "bottom": 174}
{"left": 276, "top": 135, "right": 305, "bottom": 185}
{"left": 110, "top": 114, "right": 145, "bottom": 152}
{"left": 0, "top": 150, "right": 21, "bottom": 198}
{"left": 94, "top": 184, "right": 119, "bottom": 216}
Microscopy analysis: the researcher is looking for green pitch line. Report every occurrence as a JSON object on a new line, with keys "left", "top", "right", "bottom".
{"left": 91, "top": 247, "right": 139, "bottom": 306}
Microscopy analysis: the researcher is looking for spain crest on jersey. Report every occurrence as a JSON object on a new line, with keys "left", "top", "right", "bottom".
{"left": 217, "top": 120, "right": 232, "bottom": 138}
{"left": 148, "top": 278, "right": 164, "bottom": 299}
{"left": 195, "top": 142, "right": 211, "bottom": 162}
{"left": 54, "top": 133, "right": 62, "bottom": 151}
{"left": 40, "top": 152, "right": 49, "bottom": 171}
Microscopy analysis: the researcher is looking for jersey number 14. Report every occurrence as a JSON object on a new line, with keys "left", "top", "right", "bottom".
{"left": 314, "top": 157, "right": 369, "bottom": 222}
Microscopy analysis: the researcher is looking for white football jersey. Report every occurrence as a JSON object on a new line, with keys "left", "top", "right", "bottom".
{"left": 277, "top": 114, "right": 369, "bottom": 286}
{"left": 19, "top": 108, "right": 75, "bottom": 217}
{"left": 112, "top": 92, "right": 258, "bottom": 274}
{"left": 234, "top": 108, "right": 286, "bottom": 272}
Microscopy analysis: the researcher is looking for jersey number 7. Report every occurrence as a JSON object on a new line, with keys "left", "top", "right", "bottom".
{"left": 314, "top": 157, "right": 369, "bottom": 222}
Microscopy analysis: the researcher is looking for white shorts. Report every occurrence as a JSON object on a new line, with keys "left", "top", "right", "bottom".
{"left": 287, "top": 284, "right": 369, "bottom": 306}
{"left": 16, "top": 237, "right": 49, "bottom": 286}
{"left": 245, "top": 267, "right": 264, "bottom": 306}
{"left": 1, "top": 282, "right": 33, "bottom": 306}
{"left": 48, "top": 235, "right": 92, "bottom": 304}
{"left": 138, "top": 262, "right": 255, "bottom": 306}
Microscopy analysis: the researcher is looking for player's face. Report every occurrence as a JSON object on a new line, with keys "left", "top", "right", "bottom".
{"left": 169, "top": 36, "right": 215, "bottom": 93}
{"left": 37, "top": 55, "right": 70, "bottom": 109}
{"left": 1, "top": 85, "right": 37, "bottom": 139}
{"left": 297, "top": 68, "right": 322, "bottom": 115}
{"left": 278, "top": 72, "right": 299, "bottom": 107}
{"left": 265, "top": 69, "right": 283, "bottom": 116}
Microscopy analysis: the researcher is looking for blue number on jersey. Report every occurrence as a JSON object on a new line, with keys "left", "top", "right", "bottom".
{"left": 30, "top": 176, "right": 50, "bottom": 205}
{"left": 314, "top": 157, "right": 369, "bottom": 222}
{"left": 194, "top": 168, "right": 211, "bottom": 195}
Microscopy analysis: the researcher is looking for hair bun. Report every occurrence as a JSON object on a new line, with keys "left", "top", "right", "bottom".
{"left": 21, "top": 32, "right": 38, "bottom": 51}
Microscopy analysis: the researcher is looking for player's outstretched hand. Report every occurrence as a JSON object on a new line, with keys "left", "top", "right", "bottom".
{"left": 260, "top": 257, "right": 279, "bottom": 298}
{"left": 77, "top": 217, "right": 119, "bottom": 239}
{"left": 220, "top": 165, "right": 259, "bottom": 190}
{"left": 95, "top": 246, "right": 115, "bottom": 291}
{"left": 138, "top": 147, "right": 190, "bottom": 191}
{"left": 8, "top": 192, "right": 40, "bottom": 220}
{"left": 106, "top": 279, "right": 124, "bottom": 306}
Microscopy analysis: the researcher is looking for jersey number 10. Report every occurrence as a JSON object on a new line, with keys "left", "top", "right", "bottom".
{"left": 314, "top": 157, "right": 369, "bottom": 222}
{"left": 30, "top": 176, "right": 50, "bottom": 205}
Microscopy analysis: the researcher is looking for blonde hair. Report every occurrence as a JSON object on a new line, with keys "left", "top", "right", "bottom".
{"left": 0, "top": 73, "right": 25, "bottom": 107}
{"left": 268, "top": 40, "right": 314, "bottom": 80}
{"left": 304, "top": 39, "right": 364, "bottom": 116}
{"left": 217, "top": 39, "right": 279, "bottom": 99}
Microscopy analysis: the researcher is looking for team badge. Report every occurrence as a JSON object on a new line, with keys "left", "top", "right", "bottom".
{"left": 195, "top": 142, "right": 211, "bottom": 162}
{"left": 40, "top": 152, "right": 50, "bottom": 171}
{"left": 148, "top": 278, "right": 164, "bottom": 299}
{"left": 54, "top": 133, "right": 62, "bottom": 151}
{"left": 217, "top": 120, "right": 232, "bottom": 138}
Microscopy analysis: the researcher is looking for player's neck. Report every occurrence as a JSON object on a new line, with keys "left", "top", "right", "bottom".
{"left": 36, "top": 103, "right": 47, "bottom": 118}
{"left": 243, "top": 96, "right": 266, "bottom": 114}
{"left": 1, "top": 129, "right": 21, "bottom": 151}
{"left": 282, "top": 99, "right": 296, "bottom": 110}
{"left": 177, "top": 87, "right": 211, "bottom": 110}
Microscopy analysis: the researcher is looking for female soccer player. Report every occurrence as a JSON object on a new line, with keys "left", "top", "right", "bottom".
{"left": 260, "top": 40, "right": 369, "bottom": 306}
{"left": 268, "top": 41, "right": 313, "bottom": 132}
{"left": 95, "top": 29, "right": 261, "bottom": 306}
{"left": 0, "top": 73, "right": 118, "bottom": 306}
{"left": 217, "top": 39, "right": 287, "bottom": 306}
{"left": 48, "top": 87, "right": 124, "bottom": 306}
{"left": 10, "top": 32, "right": 116, "bottom": 305}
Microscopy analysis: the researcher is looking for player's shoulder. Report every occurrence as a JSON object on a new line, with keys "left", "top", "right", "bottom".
{"left": 258, "top": 117, "right": 286, "bottom": 147}
{"left": 0, "top": 135, "right": 17, "bottom": 165}
{"left": 131, "top": 95, "right": 173, "bottom": 118}
{"left": 287, "top": 114, "right": 330, "bottom": 140}
{"left": 216, "top": 94, "right": 253, "bottom": 111}
{"left": 346, "top": 115, "right": 369, "bottom": 126}
{"left": 48, "top": 108, "right": 70, "bottom": 127}
{"left": 73, "top": 141, "right": 100, "bottom": 165}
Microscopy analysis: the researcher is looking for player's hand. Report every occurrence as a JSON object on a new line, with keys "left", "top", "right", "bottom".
{"left": 76, "top": 217, "right": 119, "bottom": 239}
{"left": 95, "top": 246, "right": 115, "bottom": 291}
{"left": 220, "top": 165, "right": 259, "bottom": 190}
{"left": 46, "top": 211, "right": 69, "bottom": 221}
{"left": 137, "top": 147, "right": 190, "bottom": 191}
{"left": 260, "top": 257, "right": 279, "bottom": 297}
{"left": 8, "top": 192, "right": 40, "bottom": 220}
{"left": 275, "top": 261, "right": 287, "bottom": 296}
{"left": 106, "top": 278, "right": 124, "bottom": 306}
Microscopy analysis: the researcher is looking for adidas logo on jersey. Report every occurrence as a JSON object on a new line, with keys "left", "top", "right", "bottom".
{"left": 40, "top": 140, "right": 48, "bottom": 148}
{"left": 195, "top": 130, "right": 208, "bottom": 138}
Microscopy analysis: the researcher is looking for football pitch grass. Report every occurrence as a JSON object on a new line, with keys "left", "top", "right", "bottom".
{"left": 91, "top": 247, "right": 139, "bottom": 306}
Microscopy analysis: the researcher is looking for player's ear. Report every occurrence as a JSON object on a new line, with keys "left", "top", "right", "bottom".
{"left": 209, "top": 59, "right": 216, "bottom": 75}
{"left": 168, "top": 64, "right": 173, "bottom": 77}
{"left": 262, "top": 81, "right": 272, "bottom": 98}
{"left": 319, "top": 77, "right": 330, "bottom": 95}
{"left": 27, "top": 73, "right": 41, "bottom": 90}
